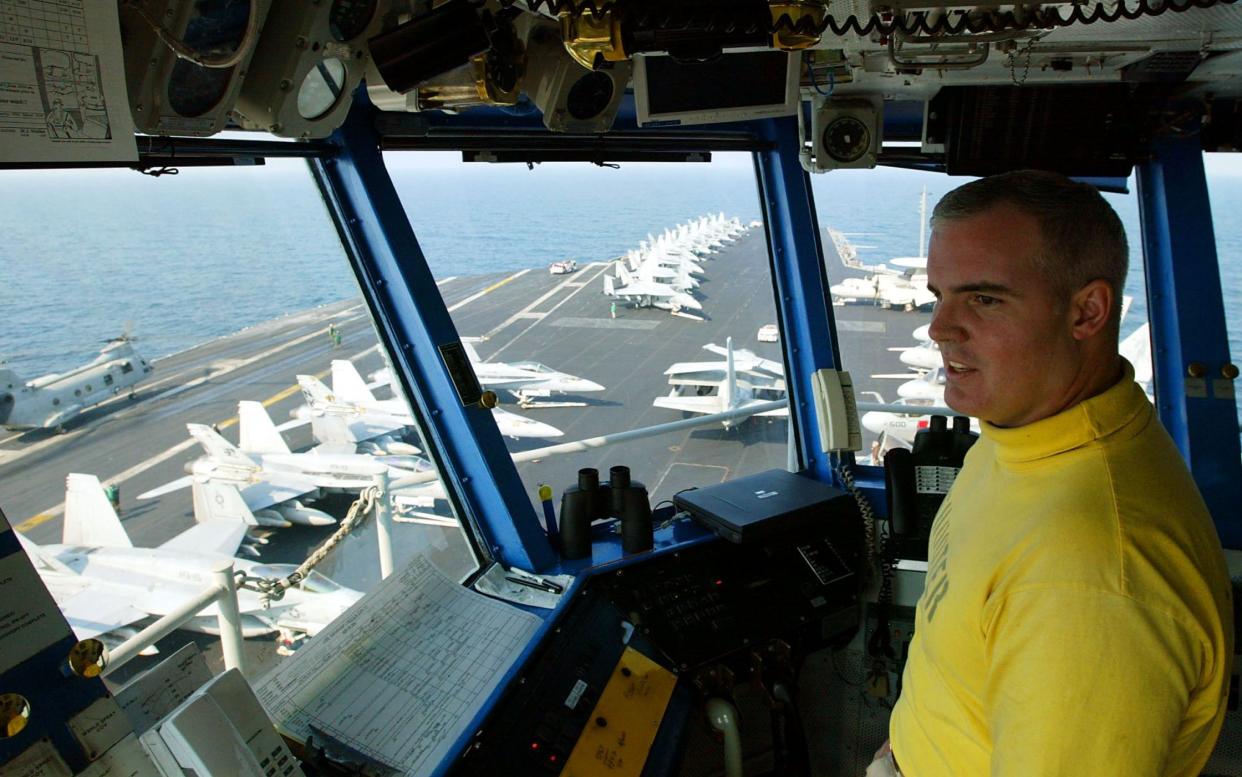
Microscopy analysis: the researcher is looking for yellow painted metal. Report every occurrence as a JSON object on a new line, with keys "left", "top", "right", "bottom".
{"left": 562, "top": 646, "right": 677, "bottom": 777}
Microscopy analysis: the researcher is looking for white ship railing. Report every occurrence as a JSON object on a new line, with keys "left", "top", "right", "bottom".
{"left": 102, "top": 560, "right": 246, "bottom": 678}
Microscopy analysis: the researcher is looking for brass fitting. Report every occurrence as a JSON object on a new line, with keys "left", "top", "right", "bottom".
{"left": 470, "top": 52, "right": 522, "bottom": 105}
{"left": 560, "top": 6, "right": 627, "bottom": 70}
{"left": 68, "top": 638, "right": 108, "bottom": 678}
{"left": 1187, "top": 361, "right": 1207, "bottom": 378}
{"left": 1222, "top": 363, "right": 1239, "bottom": 380}
{"left": 770, "top": 1, "right": 827, "bottom": 51}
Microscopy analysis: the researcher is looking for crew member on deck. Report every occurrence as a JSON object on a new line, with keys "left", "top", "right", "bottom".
{"left": 870, "top": 171, "right": 1234, "bottom": 776}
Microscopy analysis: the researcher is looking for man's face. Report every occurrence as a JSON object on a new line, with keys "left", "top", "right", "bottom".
{"left": 926, "top": 204, "right": 1081, "bottom": 427}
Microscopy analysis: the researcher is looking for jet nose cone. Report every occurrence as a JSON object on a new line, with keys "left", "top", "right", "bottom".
{"left": 576, "top": 379, "right": 605, "bottom": 392}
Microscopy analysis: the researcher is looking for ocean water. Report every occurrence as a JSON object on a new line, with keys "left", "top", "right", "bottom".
{"left": 2, "top": 156, "right": 1240, "bottom": 392}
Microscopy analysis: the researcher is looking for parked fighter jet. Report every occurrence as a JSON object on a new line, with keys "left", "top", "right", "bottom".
{"left": 0, "top": 334, "right": 153, "bottom": 430}
{"left": 19, "top": 474, "right": 361, "bottom": 652}
{"left": 314, "top": 360, "right": 565, "bottom": 438}
{"left": 138, "top": 403, "right": 430, "bottom": 524}
{"left": 652, "top": 338, "right": 787, "bottom": 428}
{"left": 603, "top": 265, "right": 702, "bottom": 315}
{"left": 462, "top": 344, "right": 604, "bottom": 407}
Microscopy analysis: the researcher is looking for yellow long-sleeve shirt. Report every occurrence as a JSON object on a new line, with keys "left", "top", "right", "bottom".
{"left": 889, "top": 364, "right": 1234, "bottom": 776}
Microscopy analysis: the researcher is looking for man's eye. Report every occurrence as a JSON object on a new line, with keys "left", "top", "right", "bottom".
{"left": 973, "top": 294, "right": 1000, "bottom": 306}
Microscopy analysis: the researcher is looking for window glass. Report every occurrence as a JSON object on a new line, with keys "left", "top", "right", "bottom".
{"left": 811, "top": 169, "right": 1153, "bottom": 464}
{"left": 387, "top": 153, "right": 790, "bottom": 520}
{"left": 0, "top": 159, "right": 475, "bottom": 683}
{"left": 1205, "top": 156, "right": 1242, "bottom": 442}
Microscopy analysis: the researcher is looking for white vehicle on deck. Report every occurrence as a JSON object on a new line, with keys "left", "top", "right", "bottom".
{"left": 757, "top": 324, "right": 780, "bottom": 343}
{"left": 549, "top": 260, "right": 577, "bottom": 275}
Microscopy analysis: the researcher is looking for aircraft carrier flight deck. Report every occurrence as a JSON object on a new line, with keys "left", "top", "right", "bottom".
{"left": 0, "top": 226, "right": 930, "bottom": 675}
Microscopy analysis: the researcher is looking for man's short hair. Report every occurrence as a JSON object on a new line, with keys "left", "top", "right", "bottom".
{"left": 931, "top": 170, "right": 1129, "bottom": 330}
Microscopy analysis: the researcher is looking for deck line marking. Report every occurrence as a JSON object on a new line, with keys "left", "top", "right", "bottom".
{"left": 436, "top": 276, "right": 458, "bottom": 286}
{"left": 141, "top": 311, "right": 369, "bottom": 394}
{"left": 481, "top": 269, "right": 601, "bottom": 340}
{"left": 14, "top": 351, "right": 364, "bottom": 533}
{"left": 447, "top": 269, "right": 530, "bottom": 313}
{"left": 489, "top": 265, "right": 611, "bottom": 360}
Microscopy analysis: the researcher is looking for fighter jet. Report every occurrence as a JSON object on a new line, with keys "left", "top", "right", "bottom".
{"left": 138, "top": 402, "right": 432, "bottom": 525}
{"left": 19, "top": 474, "right": 362, "bottom": 652}
{"left": 652, "top": 338, "right": 788, "bottom": 428}
{"left": 603, "top": 264, "right": 702, "bottom": 315}
{"left": 462, "top": 343, "right": 604, "bottom": 407}
{"left": 0, "top": 333, "right": 153, "bottom": 430}
{"left": 327, "top": 359, "right": 565, "bottom": 437}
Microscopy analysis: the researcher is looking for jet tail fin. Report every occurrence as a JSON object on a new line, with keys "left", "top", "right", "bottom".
{"left": 63, "top": 473, "right": 133, "bottom": 547}
{"left": 723, "top": 336, "right": 736, "bottom": 411}
{"left": 192, "top": 479, "right": 258, "bottom": 526}
{"left": 187, "top": 424, "right": 258, "bottom": 469}
{"left": 297, "top": 374, "right": 338, "bottom": 410}
{"left": 311, "top": 414, "right": 358, "bottom": 447}
{"left": 617, "top": 264, "right": 634, "bottom": 286}
{"left": 603, "top": 274, "right": 616, "bottom": 296}
{"left": 332, "top": 360, "right": 378, "bottom": 404}
{"left": 238, "top": 401, "right": 291, "bottom": 454}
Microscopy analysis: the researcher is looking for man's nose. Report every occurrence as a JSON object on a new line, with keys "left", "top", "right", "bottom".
{"left": 928, "top": 300, "right": 960, "bottom": 344}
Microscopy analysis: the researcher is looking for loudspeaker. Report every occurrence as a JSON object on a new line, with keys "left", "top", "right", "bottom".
{"left": 120, "top": 0, "right": 272, "bottom": 136}
{"left": 234, "top": 0, "right": 390, "bottom": 139}
{"left": 811, "top": 96, "right": 882, "bottom": 171}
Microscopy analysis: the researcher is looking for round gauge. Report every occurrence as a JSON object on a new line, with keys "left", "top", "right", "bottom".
{"left": 329, "top": 0, "right": 377, "bottom": 42}
{"left": 297, "top": 57, "right": 347, "bottom": 119}
{"left": 566, "top": 71, "right": 614, "bottom": 121}
{"left": 821, "top": 115, "right": 871, "bottom": 163}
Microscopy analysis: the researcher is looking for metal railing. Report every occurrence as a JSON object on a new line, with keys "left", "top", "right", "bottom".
{"left": 103, "top": 560, "right": 246, "bottom": 678}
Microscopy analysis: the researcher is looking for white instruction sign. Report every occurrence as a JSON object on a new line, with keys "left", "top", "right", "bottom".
{"left": 0, "top": 0, "right": 137, "bottom": 163}
{"left": 0, "top": 545, "right": 71, "bottom": 675}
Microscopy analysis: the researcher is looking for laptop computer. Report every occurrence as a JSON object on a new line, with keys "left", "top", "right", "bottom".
{"left": 673, "top": 468, "right": 853, "bottom": 544}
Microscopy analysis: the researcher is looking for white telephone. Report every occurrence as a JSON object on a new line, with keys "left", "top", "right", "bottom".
{"left": 812, "top": 368, "right": 862, "bottom": 453}
{"left": 140, "top": 669, "right": 303, "bottom": 777}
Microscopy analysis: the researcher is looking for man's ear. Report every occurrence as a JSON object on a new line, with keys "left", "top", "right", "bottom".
{"left": 1070, "top": 279, "right": 1113, "bottom": 340}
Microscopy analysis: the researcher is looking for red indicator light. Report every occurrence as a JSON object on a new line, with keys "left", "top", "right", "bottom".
{"left": 917, "top": 420, "right": 929, "bottom": 429}
{"left": 549, "top": 754, "right": 558, "bottom": 763}
{"left": 715, "top": 579, "right": 723, "bottom": 586}
{"left": 530, "top": 742, "right": 540, "bottom": 751}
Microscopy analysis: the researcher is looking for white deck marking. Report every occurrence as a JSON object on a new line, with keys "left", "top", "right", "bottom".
{"left": 447, "top": 269, "right": 530, "bottom": 313}
{"left": 487, "top": 264, "right": 610, "bottom": 359}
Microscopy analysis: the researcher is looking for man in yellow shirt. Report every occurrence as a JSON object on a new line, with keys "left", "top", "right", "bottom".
{"left": 875, "top": 170, "right": 1234, "bottom": 775}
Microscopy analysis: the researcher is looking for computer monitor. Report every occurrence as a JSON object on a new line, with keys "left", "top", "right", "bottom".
{"left": 633, "top": 50, "right": 800, "bottom": 128}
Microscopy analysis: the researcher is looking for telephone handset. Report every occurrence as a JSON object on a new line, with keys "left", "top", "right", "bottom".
{"left": 885, "top": 415, "right": 976, "bottom": 561}
{"left": 812, "top": 368, "right": 862, "bottom": 453}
